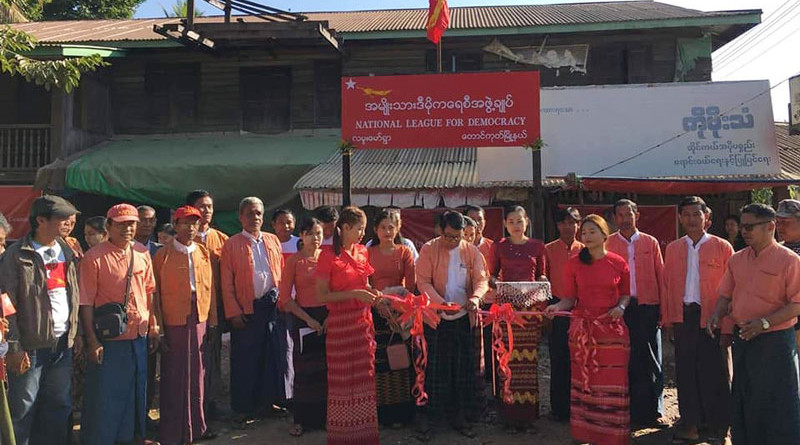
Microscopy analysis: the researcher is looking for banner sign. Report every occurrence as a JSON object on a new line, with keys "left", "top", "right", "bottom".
{"left": 0, "top": 186, "right": 40, "bottom": 240}
{"left": 341, "top": 71, "right": 540, "bottom": 149}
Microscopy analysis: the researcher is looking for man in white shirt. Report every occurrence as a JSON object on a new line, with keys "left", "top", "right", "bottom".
{"left": 0, "top": 195, "right": 81, "bottom": 445}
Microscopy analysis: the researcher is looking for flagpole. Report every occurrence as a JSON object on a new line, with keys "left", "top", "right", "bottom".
{"left": 437, "top": 40, "right": 442, "bottom": 73}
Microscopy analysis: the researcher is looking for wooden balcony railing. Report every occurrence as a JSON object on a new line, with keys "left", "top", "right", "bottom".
{"left": 0, "top": 124, "right": 51, "bottom": 171}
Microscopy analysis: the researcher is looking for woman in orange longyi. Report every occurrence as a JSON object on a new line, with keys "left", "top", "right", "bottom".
{"left": 315, "top": 206, "right": 382, "bottom": 445}
{"left": 546, "top": 214, "right": 632, "bottom": 445}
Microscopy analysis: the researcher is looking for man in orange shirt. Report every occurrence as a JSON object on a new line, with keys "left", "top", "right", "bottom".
{"left": 416, "top": 211, "right": 488, "bottom": 440}
{"left": 544, "top": 207, "right": 583, "bottom": 423}
{"left": 606, "top": 199, "right": 667, "bottom": 428}
{"left": 186, "top": 189, "right": 227, "bottom": 419}
{"left": 709, "top": 203, "right": 800, "bottom": 445}
{"left": 153, "top": 205, "right": 216, "bottom": 445}
{"left": 662, "top": 197, "right": 733, "bottom": 443}
{"left": 79, "top": 203, "right": 160, "bottom": 445}
{"left": 221, "top": 197, "right": 286, "bottom": 426}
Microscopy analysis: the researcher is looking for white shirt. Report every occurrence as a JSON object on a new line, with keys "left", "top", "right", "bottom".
{"left": 620, "top": 231, "right": 640, "bottom": 297}
{"left": 197, "top": 229, "right": 209, "bottom": 244}
{"left": 322, "top": 237, "right": 333, "bottom": 246}
{"left": 172, "top": 239, "right": 197, "bottom": 292}
{"left": 442, "top": 247, "right": 468, "bottom": 321}
{"left": 364, "top": 238, "right": 420, "bottom": 262}
{"left": 32, "top": 240, "right": 70, "bottom": 337}
{"left": 683, "top": 233, "right": 709, "bottom": 305}
{"left": 241, "top": 231, "right": 274, "bottom": 298}
{"left": 281, "top": 235, "right": 300, "bottom": 257}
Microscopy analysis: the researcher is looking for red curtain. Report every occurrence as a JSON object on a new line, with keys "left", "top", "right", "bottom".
{"left": 0, "top": 186, "right": 41, "bottom": 240}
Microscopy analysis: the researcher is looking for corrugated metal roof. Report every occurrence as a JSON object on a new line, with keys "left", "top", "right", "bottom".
{"left": 11, "top": 1, "right": 758, "bottom": 43}
{"left": 295, "top": 123, "right": 800, "bottom": 192}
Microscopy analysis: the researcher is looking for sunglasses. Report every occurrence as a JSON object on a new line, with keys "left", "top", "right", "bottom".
{"left": 740, "top": 221, "right": 772, "bottom": 232}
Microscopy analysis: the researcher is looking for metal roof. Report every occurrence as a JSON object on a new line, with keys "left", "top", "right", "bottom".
{"left": 295, "top": 123, "right": 800, "bottom": 192}
{"left": 11, "top": 1, "right": 759, "bottom": 44}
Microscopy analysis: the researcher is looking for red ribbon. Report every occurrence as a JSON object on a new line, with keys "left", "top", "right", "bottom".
{"left": 479, "top": 303, "right": 526, "bottom": 404}
{"left": 570, "top": 311, "right": 626, "bottom": 391}
{"left": 381, "top": 292, "right": 459, "bottom": 406}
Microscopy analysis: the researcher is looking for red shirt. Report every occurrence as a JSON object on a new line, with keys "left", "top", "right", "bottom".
{"left": 545, "top": 238, "right": 584, "bottom": 297}
{"left": 562, "top": 252, "right": 630, "bottom": 311}
{"left": 279, "top": 253, "right": 322, "bottom": 309}
{"left": 367, "top": 244, "right": 415, "bottom": 293}
{"left": 490, "top": 238, "right": 546, "bottom": 281}
{"left": 315, "top": 245, "right": 375, "bottom": 312}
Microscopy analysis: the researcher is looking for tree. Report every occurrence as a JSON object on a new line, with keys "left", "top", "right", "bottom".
{"left": 5, "top": 0, "right": 145, "bottom": 21}
{"left": 0, "top": 24, "right": 107, "bottom": 92}
{"left": 162, "top": 0, "right": 205, "bottom": 18}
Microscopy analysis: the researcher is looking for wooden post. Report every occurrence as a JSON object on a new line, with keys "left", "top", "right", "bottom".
{"left": 187, "top": 0, "right": 195, "bottom": 27}
{"left": 342, "top": 149, "right": 352, "bottom": 206}
{"left": 437, "top": 41, "right": 443, "bottom": 73}
{"left": 530, "top": 148, "right": 545, "bottom": 239}
{"left": 224, "top": 0, "right": 232, "bottom": 23}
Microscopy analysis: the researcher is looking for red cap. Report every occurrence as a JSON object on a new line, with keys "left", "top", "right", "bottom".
{"left": 107, "top": 204, "right": 139, "bottom": 223}
{"left": 174, "top": 205, "right": 202, "bottom": 222}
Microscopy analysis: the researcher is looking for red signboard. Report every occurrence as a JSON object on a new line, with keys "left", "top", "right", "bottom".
{"left": 560, "top": 205, "right": 678, "bottom": 254}
{"left": 0, "top": 186, "right": 41, "bottom": 240}
{"left": 341, "top": 71, "right": 540, "bottom": 149}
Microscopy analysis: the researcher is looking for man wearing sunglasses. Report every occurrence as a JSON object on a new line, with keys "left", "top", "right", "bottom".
{"left": 0, "top": 195, "right": 81, "bottom": 445}
{"left": 709, "top": 203, "right": 800, "bottom": 445}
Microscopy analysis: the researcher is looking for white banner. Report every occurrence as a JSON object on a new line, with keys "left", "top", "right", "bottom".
{"left": 478, "top": 80, "right": 780, "bottom": 182}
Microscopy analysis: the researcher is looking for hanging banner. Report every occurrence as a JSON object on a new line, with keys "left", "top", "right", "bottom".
{"left": 0, "top": 186, "right": 40, "bottom": 240}
{"left": 341, "top": 71, "right": 540, "bottom": 149}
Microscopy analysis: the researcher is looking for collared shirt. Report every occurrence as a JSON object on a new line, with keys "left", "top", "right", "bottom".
{"left": 443, "top": 247, "right": 469, "bottom": 321}
{"left": 241, "top": 230, "right": 274, "bottom": 298}
{"left": 620, "top": 230, "right": 640, "bottom": 296}
{"left": 31, "top": 240, "right": 70, "bottom": 337}
{"left": 684, "top": 233, "right": 709, "bottom": 304}
{"left": 80, "top": 241, "right": 157, "bottom": 340}
{"left": 718, "top": 241, "right": 800, "bottom": 332}
{"left": 197, "top": 229, "right": 209, "bottom": 244}
{"left": 172, "top": 239, "right": 197, "bottom": 292}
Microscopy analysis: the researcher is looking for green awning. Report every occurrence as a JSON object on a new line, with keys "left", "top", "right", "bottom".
{"left": 64, "top": 131, "right": 340, "bottom": 231}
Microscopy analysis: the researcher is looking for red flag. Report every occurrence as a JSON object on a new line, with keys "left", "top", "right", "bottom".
{"left": 426, "top": 0, "right": 449, "bottom": 44}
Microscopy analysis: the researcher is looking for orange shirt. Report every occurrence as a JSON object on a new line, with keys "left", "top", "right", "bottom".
{"left": 416, "top": 237, "right": 489, "bottom": 305}
{"left": 79, "top": 241, "right": 157, "bottom": 340}
{"left": 718, "top": 242, "right": 800, "bottom": 332}
{"left": 545, "top": 238, "right": 584, "bottom": 297}
{"left": 368, "top": 244, "right": 416, "bottom": 293}
{"left": 606, "top": 231, "right": 664, "bottom": 305}
{"left": 220, "top": 231, "right": 283, "bottom": 320}
{"left": 195, "top": 228, "right": 228, "bottom": 326}
{"left": 64, "top": 236, "right": 84, "bottom": 259}
{"left": 279, "top": 252, "right": 322, "bottom": 309}
{"left": 153, "top": 241, "right": 214, "bottom": 327}
{"left": 661, "top": 235, "right": 734, "bottom": 333}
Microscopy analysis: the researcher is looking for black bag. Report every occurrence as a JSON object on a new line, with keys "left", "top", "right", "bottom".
{"left": 93, "top": 246, "right": 134, "bottom": 341}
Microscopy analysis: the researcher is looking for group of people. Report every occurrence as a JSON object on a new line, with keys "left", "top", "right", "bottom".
{"left": 0, "top": 191, "right": 799, "bottom": 445}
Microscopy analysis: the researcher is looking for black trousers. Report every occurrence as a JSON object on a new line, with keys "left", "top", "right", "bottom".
{"left": 674, "top": 303, "right": 731, "bottom": 432}
{"left": 548, "top": 298, "right": 571, "bottom": 420}
{"left": 624, "top": 299, "right": 664, "bottom": 423}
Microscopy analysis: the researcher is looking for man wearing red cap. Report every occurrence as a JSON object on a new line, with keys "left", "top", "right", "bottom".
{"left": 220, "top": 197, "right": 286, "bottom": 425}
{"left": 153, "top": 206, "right": 216, "bottom": 445}
{"left": 79, "top": 203, "right": 161, "bottom": 445}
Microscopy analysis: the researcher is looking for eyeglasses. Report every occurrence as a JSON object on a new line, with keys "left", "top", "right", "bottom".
{"left": 442, "top": 233, "right": 463, "bottom": 242}
{"left": 740, "top": 221, "right": 772, "bottom": 232}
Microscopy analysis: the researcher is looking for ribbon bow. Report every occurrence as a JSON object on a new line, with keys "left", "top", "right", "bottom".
{"left": 481, "top": 303, "right": 526, "bottom": 404}
{"left": 382, "top": 292, "right": 458, "bottom": 406}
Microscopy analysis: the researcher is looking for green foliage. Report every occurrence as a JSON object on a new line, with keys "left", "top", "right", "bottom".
{"left": 0, "top": 25, "right": 107, "bottom": 92}
{"left": 40, "top": 0, "right": 145, "bottom": 20}
{"left": 161, "top": 0, "right": 205, "bottom": 18}
{"left": 751, "top": 188, "right": 773, "bottom": 205}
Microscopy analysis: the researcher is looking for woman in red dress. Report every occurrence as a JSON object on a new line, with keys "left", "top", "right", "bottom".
{"left": 316, "top": 206, "right": 382, "bottom": 445}
{"left": 489, "top": 206, "right": 547, "bottom": 432}
{"left": 545, "top": 214, "right": 631, "bottom": 445}
{"left": 367, "top": 209, "right": 416, "bottom": 427}
{"left": 279, "top": 217, "right": 327, "bottom": 437}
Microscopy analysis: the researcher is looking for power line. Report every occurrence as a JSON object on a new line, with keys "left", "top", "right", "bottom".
{"left": 713, "top": 0, "right": 797, "bottom": 61}
{"left": 714, "top": 1, "right": 800, "bottom": 68}
{"left": 585, "top": 74, "right": 797, "bottom": 178}
{"left": 716, "top": 25, "right": 800, "bottom": 76}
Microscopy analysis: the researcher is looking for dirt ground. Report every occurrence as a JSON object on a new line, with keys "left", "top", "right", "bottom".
{"left": 169, "top": 333, "right": 724, "bottom": 445}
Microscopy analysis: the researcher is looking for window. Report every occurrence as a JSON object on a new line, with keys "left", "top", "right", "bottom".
{"left": 425, "top": 50, "right": 483, "bottom": 73}
{"left": 144, "top": 63, "right": 200, "bottom": 129}
{"left": 240, "top": 66, "right": 292, "bottom": 133}
{"left": 314, "top": 60, "right": 341, "bottom": 127}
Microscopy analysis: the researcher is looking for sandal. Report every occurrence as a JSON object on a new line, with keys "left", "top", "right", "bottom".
{"left": 289, "top": 423, "right": 303, "bottom": 437}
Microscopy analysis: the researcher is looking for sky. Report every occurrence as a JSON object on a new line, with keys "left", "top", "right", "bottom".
{"left": 134, "top": 0, "right": 800, "bottom": 122}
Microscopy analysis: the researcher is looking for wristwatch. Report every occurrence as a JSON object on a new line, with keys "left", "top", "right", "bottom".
{"left": 617, "top": 304, "right": 627, "bottom": 311}
{"left": 760, "top": 318, "right": 771, "bottom": 331}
